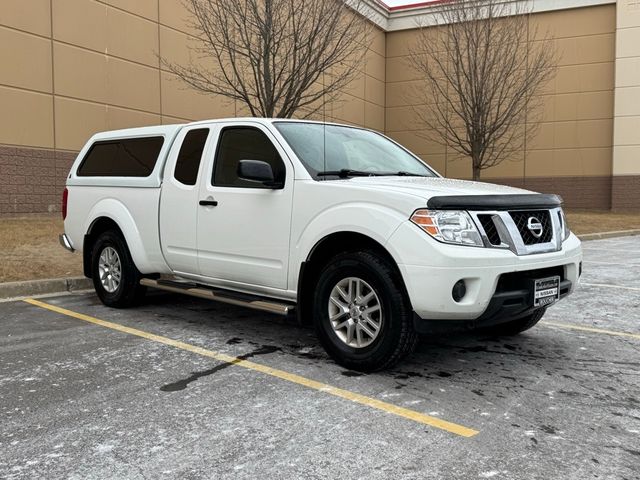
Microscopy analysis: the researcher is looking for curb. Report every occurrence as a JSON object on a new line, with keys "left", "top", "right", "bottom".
{"left": 0, "top": 277, "right": 93, "bottom": 300}
{"left": 578, "top": 229, "right": 640, "bottom": 241}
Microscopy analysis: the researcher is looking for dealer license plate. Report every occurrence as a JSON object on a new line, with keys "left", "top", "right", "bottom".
{"left": 534, "top": 276, "right": 560, "bottom": 307}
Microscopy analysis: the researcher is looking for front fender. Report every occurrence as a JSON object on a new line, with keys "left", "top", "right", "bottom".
{"left": 289, "top": 202, "right": 407, "bottom": 290}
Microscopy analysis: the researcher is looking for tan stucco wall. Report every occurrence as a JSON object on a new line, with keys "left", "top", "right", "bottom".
{"left": 0, "top": 1, "right": 635, "bottom": 211}
{"left": 0, "top": 0, "right": 385, "bottom": 152}
{"left": 611, "top": 0, "right": 640, "bottom": 209}
{"left": 384, "top": 4, "right": 616, "bottom": 182}
{"left": 614, "top": 0, "right": 640, "bottom": 175}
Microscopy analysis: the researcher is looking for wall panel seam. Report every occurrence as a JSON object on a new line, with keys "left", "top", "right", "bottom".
{"left": 0, "top": 142, "right": 76, "bottom": 153}
{"left": 52, "top": 40, "right": 160, "bottom": 72}
{"left": 93, "top": 0, "right": 159, "bottom": 25}
{"left": 49, "top": 0, "right": 56, "bottom": 149}
{"left": 0, "top": 23, "right": 51, "bottom": 42}
{"left": 50, "top": 93, "right": 164, "bottom": 118}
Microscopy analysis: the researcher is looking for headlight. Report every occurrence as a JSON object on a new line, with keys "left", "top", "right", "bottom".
{"left": 558, "top": 209, "right": 570, "bottom": 241}
{"left": 410, "top": 209, "right": 483, "bottom": 246}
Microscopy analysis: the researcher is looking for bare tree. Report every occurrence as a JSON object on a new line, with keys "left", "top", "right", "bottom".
{"left": 408, "top": 0, "right": 557, "bottom": 180}
{"left": 163, "top": 0, "right": 370, "bottom": 119}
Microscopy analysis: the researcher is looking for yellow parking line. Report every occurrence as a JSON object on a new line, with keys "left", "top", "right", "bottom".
{"left": 541, "top": 321, "right": 640, "bottom": 340}
{"left": 24, "top": 298, "right": 478, "bottom": 438}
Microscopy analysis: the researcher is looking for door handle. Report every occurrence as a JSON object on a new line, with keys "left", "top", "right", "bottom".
{"left": 199, "top": 199, "right": 218, "bottom": 207}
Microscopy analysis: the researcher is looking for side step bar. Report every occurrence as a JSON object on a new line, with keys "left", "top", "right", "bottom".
{"left": 140, "top": 278, "right": 295, "bottom": 316}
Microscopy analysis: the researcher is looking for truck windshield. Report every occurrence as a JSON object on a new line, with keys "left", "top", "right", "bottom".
{"left": 273, "top": 122, "right": 436, "bottom": 179}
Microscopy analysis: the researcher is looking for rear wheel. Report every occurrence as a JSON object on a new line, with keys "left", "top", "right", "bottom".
{"left": 91, "top": 230, "right": 145, "bottom": 308}
{"left": 312, "top": 250, "right": 417, "bottom": 372}
{"left": 487, "top": 308, "right": 546, "bottom": 336}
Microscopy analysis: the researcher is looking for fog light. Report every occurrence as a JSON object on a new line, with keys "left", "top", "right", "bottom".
{"left": 452, "top": 280, "right": 466, "bottom": 302}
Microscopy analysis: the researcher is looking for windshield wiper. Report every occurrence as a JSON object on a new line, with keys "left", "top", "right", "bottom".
{"left": 391, "top": 171, "right": 430, "bottom": 177}
{"left": 316, "top": 169, "right": 384, "bottom": 178}
{"left": 316, "top": 169, "right": 430, "bottom": 178}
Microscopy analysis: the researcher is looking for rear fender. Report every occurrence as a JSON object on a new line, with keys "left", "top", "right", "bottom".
{"left": 84, "top": 199, "right": 154, "bottom": 273}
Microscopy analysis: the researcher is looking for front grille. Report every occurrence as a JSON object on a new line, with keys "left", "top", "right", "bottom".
{"left": 509, "top": 210, "right": 553, "bottom": 244}
{"left": 477, "top": 214, "right": 501, "bottom": 246}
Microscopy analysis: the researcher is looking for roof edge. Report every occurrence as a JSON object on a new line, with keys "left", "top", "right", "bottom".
{"left": 358, "top": 0, "right": 616, "bottom": 32}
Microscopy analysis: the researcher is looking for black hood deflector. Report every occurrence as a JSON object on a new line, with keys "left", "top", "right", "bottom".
{"left": 426, "top": 194, "right": 563, "bottom": 211}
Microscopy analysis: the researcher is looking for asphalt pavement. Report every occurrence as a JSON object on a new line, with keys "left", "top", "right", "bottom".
{"left": 1, "top": 236, "right": 639, "bottom": 479}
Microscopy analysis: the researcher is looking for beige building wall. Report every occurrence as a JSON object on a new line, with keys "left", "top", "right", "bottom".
{"left": 0, "top": 0, "right": 384, "bottom": 213}
{"left": 384, "top": 4, "right": 617, "bottom": 208}
{"left": 612, "top": 0, "right": 640, "bottom": 209}
{"left": 0, "top": 1, "right": 635, "bottom": 213}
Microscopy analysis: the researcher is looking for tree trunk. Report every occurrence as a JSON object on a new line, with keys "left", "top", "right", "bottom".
{"left": 472, "top": 154, "right": 481, "bottom": 181}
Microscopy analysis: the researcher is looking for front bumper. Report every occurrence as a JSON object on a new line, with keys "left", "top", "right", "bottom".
{"left": 387, "top": 221, "right": 582, "bottom": 321}
{"left": 411, "top": 274, "right": 573, "bottom": 334}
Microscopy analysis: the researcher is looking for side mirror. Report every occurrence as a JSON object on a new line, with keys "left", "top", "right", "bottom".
{"left": 237, "top": 160, "right": 283, "bottom": 189}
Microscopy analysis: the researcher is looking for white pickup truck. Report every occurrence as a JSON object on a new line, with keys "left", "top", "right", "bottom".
{"left": 61, "top": 118, "right": 582, "bottom": 371}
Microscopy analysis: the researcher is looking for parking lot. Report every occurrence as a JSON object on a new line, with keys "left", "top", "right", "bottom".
{"left": 1, "top": 235, "right": 639, "bottom": 479}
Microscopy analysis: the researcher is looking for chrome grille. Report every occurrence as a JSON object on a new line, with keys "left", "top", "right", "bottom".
{"left": 509, "top": 210, "right": 553, "bottom": 245}
{"left": 470, "top": 207, "right": 562, "bottom": 256}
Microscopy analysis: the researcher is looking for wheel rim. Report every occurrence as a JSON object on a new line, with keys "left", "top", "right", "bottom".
{"left": 328, "top": 277, "right": 382, "bottom": 349}
{"left": 98, "top": 246, "right": 122, "bottom": 293}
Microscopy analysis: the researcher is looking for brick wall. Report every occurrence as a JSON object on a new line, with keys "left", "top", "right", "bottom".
{"left": 0, "top": 146, "right": 625, "bottom": 213}
{"left": 611, "top": 176, "right": 640, "bottom": 211}
{"left": 484, "top": 176, "right": 613, "bottom": 210}
{"left": 0, "top": 146, "right": 75, "bottom": 215}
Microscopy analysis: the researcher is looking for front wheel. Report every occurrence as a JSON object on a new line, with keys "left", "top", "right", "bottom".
{"left": 91, "top": 230, "right": 146, "bottom": 308}
{"left": 312, "top": 250, "right": 417, "bottom": 372}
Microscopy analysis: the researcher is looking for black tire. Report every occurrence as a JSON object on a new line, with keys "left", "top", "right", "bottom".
{"left": 312, "top": 250, "right": 417, "bottom": 372}
{"left": 91, "top": 230, "right": 146, "bottom": 308}
{"left": 488, "top": 308, "right": 547, "bottom": 336}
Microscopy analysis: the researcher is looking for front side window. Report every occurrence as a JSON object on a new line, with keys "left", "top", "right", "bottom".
{"left": 174, "top": 128, "right": 209, "bottom": 186}
{"left": 77, "top": 136, "right": 164, "bottom": 177}
{"left": 213, "top": 127, "right": 285, "bottom": 188}
{"left": 274, "top": 122, "right": 435, "bottom": 179}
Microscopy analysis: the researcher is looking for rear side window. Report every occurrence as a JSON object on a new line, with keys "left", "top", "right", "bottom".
{"left": 174, "top": 128, "right": 209, "bottom": 185}
{"left": 77, "top": 136, "right": 164, "bottom": 177}
{"left": 213, "top": 127, "right": 284, "bottom": 188}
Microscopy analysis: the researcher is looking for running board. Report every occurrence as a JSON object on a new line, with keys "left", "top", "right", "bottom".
{"left": 139, "top": 278, "right": 295, "bottom": 316}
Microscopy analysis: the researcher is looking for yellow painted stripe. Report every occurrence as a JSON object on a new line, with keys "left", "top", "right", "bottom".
{"left": 24, "top": 298, "right": 479, "bottom": 438}
{"left": 542, "top": 321, "right": 640, "bottom": 340}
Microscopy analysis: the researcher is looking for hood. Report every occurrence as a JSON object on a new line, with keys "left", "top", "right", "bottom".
{"left": 342, "top": 176, "right": 533, "bottom": 200}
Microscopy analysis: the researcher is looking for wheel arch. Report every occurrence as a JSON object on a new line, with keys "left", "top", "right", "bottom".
{"left": 296, "top": 231, "right": 409, "bottom": 326}
{"left": 81, "top": 200, "right": 153, "bottom": 278}
{"left": 82, "top": 217, "right": 124, "bottom": 277}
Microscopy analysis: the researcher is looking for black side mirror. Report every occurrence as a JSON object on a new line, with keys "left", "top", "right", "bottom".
{"left": 237, "top": 160, "right": 283, "bottom": 189}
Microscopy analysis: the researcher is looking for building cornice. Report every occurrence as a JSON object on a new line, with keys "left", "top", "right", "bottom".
{"left": 357, "top": 0, "right": 616, "bottom": 31}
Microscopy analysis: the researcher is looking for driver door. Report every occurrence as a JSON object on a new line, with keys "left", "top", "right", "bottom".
{"left": 196, "top": 123, "right": 294, "bottom": 290}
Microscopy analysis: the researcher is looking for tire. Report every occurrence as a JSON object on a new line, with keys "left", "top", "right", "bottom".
{"left": 91, "top": 230, "right": 146, "bottom": 308}
{"left": 487, "top": 308, "right": 547, "bottom": 336}
{"left": 312, "top": 250, "right": 417, "bottom": 372}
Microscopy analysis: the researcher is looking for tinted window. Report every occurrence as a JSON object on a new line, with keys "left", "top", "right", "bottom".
{"left": 213, "top": 128, "right": 285, "bottom": 188}
{"left": 77, "top": 137, "right": 164, "bottom": 177}
{"left": 174, "top": 128, "right": 209, "bottom": 185}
